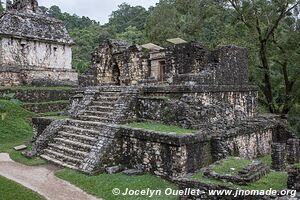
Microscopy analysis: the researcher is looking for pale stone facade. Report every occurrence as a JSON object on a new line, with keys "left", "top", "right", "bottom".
{"left": 0, "top": 0, "right": 78, "bottom": 86}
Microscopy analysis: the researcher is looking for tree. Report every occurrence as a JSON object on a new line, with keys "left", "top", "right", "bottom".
{"left": 107, "top": 3, "right": 150, "bottom": 34}
{"left": 116, "top": 26, "right": 146, "bottom": 44}
{"left": 0, "top": 0, "right": 4, "bottom": 15}
{"left": 145, "top": 0, "right": 229, "bottom": 46}
{"left": 227, "top": 0, "right": 300, "bottom": 114}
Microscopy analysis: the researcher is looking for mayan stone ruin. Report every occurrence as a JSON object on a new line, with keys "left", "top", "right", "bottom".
{"left": 1, "top": 1, "right": 299, "bottom": 199}
{"left": 23, "top": 37, "right": 298, "bottom": 181}
{"left": 0, "top": 0, "right": 78, "bottom": 86}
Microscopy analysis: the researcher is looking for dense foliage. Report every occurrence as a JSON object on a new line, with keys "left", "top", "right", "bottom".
{"left": 0, "top": 1, "right": 299, "bottom": 133}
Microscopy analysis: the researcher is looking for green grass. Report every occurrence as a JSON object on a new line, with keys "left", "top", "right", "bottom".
{"left": 0, "top": 100, "right": 33, "bottom": 152}
{"left": 258, "top": 155, "right": 272, "bottom": 167}
{"left": 192, "top": 156, "right": 288, "bottom": 190}
{"left": 293, "top": 163, "right": 300, "bottom": 169}
{"left": 124, "top": 122, "right": 196, "bottom": 134}
{"left": 9, "top": 150, "right": 47, "bottom": 166}
{"left": 0, "top": 100, "right": 47, "bottom": 166}
{"left": 0, "top": 175, "right": 45, "bottom": 200}
{"left": 0, "top": 86, "right": 74, "bottom": 91}
{"left": 55, "top": 169, "right": 178, "bottom": 200}
{"left": 213, "top": 157, "right": 251, "bottom": 175}
{"left": 242, "top": 171, "right": 287, "bottom": 190}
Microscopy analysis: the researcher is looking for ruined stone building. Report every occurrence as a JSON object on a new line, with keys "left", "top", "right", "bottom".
{"left": 80, "top": 39, "right": 248, "bottom": 87}
{"left": 0, "top": 0, "right": 78, "bottom": 86}
{"left": 26, "top": 38, "right": 297, "bottom": 178}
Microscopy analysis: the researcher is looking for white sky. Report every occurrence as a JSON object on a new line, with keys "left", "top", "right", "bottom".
{"left": 35, "top": 0, "right": 160, "bottom": 24}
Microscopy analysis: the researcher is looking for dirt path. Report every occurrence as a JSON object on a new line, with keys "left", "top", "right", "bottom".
{"left": 0, "top": 153, "right": 101, "bottom": 200}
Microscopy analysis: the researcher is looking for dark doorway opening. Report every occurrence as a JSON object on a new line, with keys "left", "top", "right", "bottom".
{"left": 158, "top": 61, "right": 166, "bottom": 82}
{"left": 112, "top": 63, "right": 121, "bottom": 85}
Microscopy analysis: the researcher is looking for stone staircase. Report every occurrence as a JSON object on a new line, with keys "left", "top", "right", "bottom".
{"left": 40, "top": 90, "right": 122, "bottom": 170}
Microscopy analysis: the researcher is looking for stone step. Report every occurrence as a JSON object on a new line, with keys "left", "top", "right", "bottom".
{"left": 62, "top": 125, "right": 100, "bottom": 137}
{"left": 44, "top": 149, "right": 82, "bottom": 165}
{"left": 67, "top": 119, "right": 108, "bottom": 131}
{"left": 92, "top": 101, "right": 115, "bottom": 107}
{"left": 78, "top": 115, "right": 114, "bottom": 124}
{"left": 88, "top": 106, "right": 114, "bottom": 112}
{"left": 48, "top": 143, "right": 88, "bottom": 159}
{"left": 97, "top": 92, "right": 121, "bottom": 97}
{"left": 58, "top": 131, "right": 97, "bottom": 145}
{"left": 40, "top": 154, "right": 79, "bottom": 170}
{"left": 96, "top": 96, "right": 119, "bottom": 102}
{"left": 83, "top": 110, "right": 113, "bottom": 118}
{"left": 53, "top": 137, "right": 93, "bottom": 152}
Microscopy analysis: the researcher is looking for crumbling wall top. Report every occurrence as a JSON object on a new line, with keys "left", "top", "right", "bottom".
{"left": 0, "top": 0, "right": 74, "bottom": 45}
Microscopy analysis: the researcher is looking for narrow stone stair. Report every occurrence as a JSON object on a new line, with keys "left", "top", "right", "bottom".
{"left": 40, "top": 90, "right": 122, "bottom": 170}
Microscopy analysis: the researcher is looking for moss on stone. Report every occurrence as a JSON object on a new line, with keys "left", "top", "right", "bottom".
{"left": 124, "top": 122, "right": 196, "bottom": 134}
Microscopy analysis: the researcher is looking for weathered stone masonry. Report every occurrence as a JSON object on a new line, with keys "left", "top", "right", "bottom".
{"left": 28, "top": 39, "right": 292, "bottom": 178}
{"left": 0, "top": 0, "right": 78, "bottom": 86}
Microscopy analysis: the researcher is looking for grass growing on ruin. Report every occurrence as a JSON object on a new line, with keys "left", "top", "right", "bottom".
{"left": 0, "top": 86, "right": 74, "bottom": 91}
{"left": 55, "top": 169, "right": 178, "bottom": 200}
{"left": 192, "top": 156, "right": 288, "bottom": 190}
{"left": 258, "top": 155, "right": 272, "bottom": 167}
{"left": 213, "top": 157, "right": 251, "bottom": 175}
{"left": 0, "top": 175, "right": 45, "bottom": 200}
{"left": 293, "top": 163, "right": 300, "bottom": 169}
{"left": 242, "top": 171, "right": 287, "bottom": 190}
{"left": 0, "top": 100, "right": 47, "bottom": 166}
{"left": 125, "top": 122, "right": 196, "bottom": 134}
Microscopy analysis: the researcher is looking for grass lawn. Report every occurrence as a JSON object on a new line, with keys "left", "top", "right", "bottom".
{"left": 0, "top": 175, "right": 45, "bottom": 200}
{"left": 213, "top": 157, "right": 251, "bottom": 175}
{"left": 55, "top": 169, "right": 178, "bottom": 200}
{"left": 124, "top": 122, "right": 196, "bottom": 134}
{"left": 0, "top": 100, "right": 47, "bottom": 166}
{"left": 192, "top": 156, "right": 288, "bottom": 190}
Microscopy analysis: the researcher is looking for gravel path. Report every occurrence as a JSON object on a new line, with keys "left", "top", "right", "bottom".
{"left": 0, "top": 153, "right": 101, "bottom": 200}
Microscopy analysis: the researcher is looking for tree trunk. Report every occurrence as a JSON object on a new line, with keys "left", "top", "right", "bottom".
{"left": 259, "top": 41, "right": 275, "bottom": 113}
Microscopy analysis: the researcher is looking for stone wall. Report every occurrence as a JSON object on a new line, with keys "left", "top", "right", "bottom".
{"left": 0, "top": 87, "right": 75, "bottom": 103}
{"left": 272, "top": 138, "right": 300, "bottom": 171}
{"left": 138, "top": 85, "right": 258, "bottom": 129}
{"left": 0, "top": 37, "right": 72, "bottom": 69}
{"left": 288, "top": 167, "right": 300, "bottom": 191}
{"left": 31, "top": 113, "right": 282, "bottom": 177}
{"left": 0, "top": 66, "right": 78, "bottom": 86}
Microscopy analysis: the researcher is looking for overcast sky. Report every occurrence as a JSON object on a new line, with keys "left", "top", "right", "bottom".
{"left": 36, "top": 0, "right": 159, "bottom": 24}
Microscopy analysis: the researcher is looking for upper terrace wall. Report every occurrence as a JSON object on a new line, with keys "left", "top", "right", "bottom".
{"left": 0, "top": 38, "right": 72, "bottom": 69}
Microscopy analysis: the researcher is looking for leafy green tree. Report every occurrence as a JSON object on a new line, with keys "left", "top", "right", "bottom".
{"left": 107, "top": 3, "right": 150, "bottom": 33}
{"left": 116, "top": 26, "right": 146, "bottom": 44}
{"left": 0, "top": 1, "right": 5, "bottom": 15}
{"left": 227, "top": 0, "right": 300, "bottom": 114}
{"left": 145, "top": 0, "right": 228, "bottom": 46}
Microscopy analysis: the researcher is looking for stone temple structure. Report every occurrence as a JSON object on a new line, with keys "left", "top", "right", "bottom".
{"left": 26, "top": 39, "right": 296, "bottom": 179}
{"left": 0, "top": 0, "right": 78, "bottom": 86}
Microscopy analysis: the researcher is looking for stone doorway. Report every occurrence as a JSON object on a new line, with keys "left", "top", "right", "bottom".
{"left": 112, "top": 63, "right": 121, "bottom": 85}
{"left": 158, "top": 61, "right": 166, "bottom": 82}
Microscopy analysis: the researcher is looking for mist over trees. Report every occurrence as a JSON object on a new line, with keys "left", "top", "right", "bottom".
{"left": 0, "top": 0, "right": 299, "bottom": 132}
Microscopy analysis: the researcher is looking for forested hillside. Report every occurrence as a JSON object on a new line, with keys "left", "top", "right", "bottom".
{"left": 0, "top": 0, "right": 299, "bottom": 132}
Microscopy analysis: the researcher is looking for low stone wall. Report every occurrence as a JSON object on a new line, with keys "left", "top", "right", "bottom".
{"left": 24, "top": 101, "right": 70, "bottom": 113}
{"left": 118, "top": 127, "right": 212, "bottom": 177}
{"left": 0, "top": 66, "right": 78, "bottom": 87}
{"left": 0, "top": 87, "right": 76, "bottom": 103}
{"left": 203, "top": 159, "right": 270, "bottom": 185}
{"left": 288, "top": 167, "right": 300, "bottom": 191}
